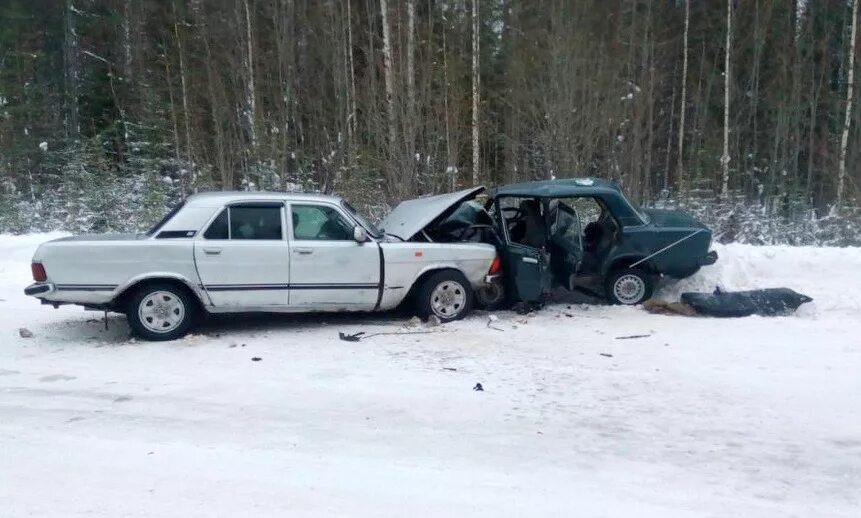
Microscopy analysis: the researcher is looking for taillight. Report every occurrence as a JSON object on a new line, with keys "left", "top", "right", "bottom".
{"left": 31, "top": 262, "right": 47, "bottom": 282}
{"left": 488, "top": 256, "right": 502, "bottom": 275}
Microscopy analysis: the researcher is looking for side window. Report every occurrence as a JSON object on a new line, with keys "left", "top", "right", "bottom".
{"left": 569, "top": 197, "right": 603, "bottom": 227}
{"left": 204, "top": 209, "right": 229, "bottom": 239}
{"left": 292, "top": 205, "right": 354, "bottom": 241}
{"left": 203, "top": 205, "right": 283, "bottom": 240}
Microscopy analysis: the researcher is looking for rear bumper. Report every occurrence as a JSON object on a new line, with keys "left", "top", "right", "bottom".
{"left": 24, "top": 282, "right": 54, "bottom": 297}
{"left": 698, "top": 250, "right": 718, "bottom": 266}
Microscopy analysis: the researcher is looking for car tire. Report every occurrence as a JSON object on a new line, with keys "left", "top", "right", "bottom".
{"left": 126, "top": 283, "right": 198, "bottom": 341}
{"left": 416, "top": 270, "right": 474, "bottom": 323}
{"left": 605, "top": 268, "right": 654, "bottom": 305}
{"left": 475, "top": 276, "right": 506, "bottom": 310}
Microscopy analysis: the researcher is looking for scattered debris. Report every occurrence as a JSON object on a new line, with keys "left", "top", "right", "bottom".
{"left": 338, "top": 330, "right": 434, "bottom": 342}
{"left": 113, "top": 396, "right": 132, "bottom": 403}
{"left": 425, "top": 315, "right": 442, "bottom": 328}
{"left": 228, "top": 343, "right": 237, "bottom": 348}
{"left": 600, "top": 353, "right": 614, "bottom": 358}
{"left": 615, "top": 334, "right": 651, "bottom": 340}
{"left": 405, "top": 316, "right": 422, "bottom": 328}
{"left": 251, "top": 357, "right": 262, "bottom": 362}
{"left": 486, "top": 314, "right": 504, "bottom": 332}
{"left": 18, "top": 328, "right": 33, "bottom": 338}
{"left": 473, "top": 383, "right": 484, "bottom": 391}
{"left": 643, "top": 299, "right": 697, "bottom": 316}
{"left": 443, "top": 367, "right": 458, "bottom": 372}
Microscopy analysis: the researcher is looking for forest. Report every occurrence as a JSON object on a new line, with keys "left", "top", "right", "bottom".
{"left": 1, "top": 0, "right": 860, "bottom": 244}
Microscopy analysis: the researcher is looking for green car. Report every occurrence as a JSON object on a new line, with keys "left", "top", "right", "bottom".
{"left": 412, "top": 178, "right": 717, "bottom": 306}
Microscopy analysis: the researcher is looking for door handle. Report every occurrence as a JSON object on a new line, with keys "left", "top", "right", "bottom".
{"left": 522, "top": 257, "right": 538, "bottom": 264}
{"left": 293, "top": 248, "right": 314, "bottom": 255}
{"left": 203, "top": 248, "right": 222, "bottom": 255}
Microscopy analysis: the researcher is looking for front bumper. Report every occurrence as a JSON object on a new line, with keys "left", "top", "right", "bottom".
{"left": 698, "top": 250, "right": 718, "bottom": 266}
{"left": 24, "top": 282, "right": 54, "bottom": 297}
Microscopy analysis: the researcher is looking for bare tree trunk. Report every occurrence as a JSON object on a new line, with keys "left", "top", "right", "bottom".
{"left": 242, "top": 0, "right": 259, "bottom": 157}
{"left": 837, "top": 0, "right": 858, "bottom": 208}
{"left": 163, "top": 55, "right": 182, "bottom": 188}
{"left": 441, "top": 11, "right": 456, "bottom": 190}
{"left": 64, "top": 0, "right": 80, "bottom": 140}
{"left": 720, "top": 0, "right": 732, "bottom": 198}
{"left": 405, "top": 0, "right": 416, "bottom": 191}
{"left": 122, "top": 0, "right": 133, "bottom": 82}
{"left": 471, "top": 0, "right": 480, "bottom": 186}
{"left": 346, "top": 0, "right": 357, "bottom": 142}
{"left": 677, "top": 0, "right": 690, "bottom": 194}
{"left": 380, "top": 0, "right": 398, "bottom": 197}
{"left": 191, "top": 0, "right": 230, "bottom": 189}
{"left": 173, "top": 1, "right": 195, "bottom": 194}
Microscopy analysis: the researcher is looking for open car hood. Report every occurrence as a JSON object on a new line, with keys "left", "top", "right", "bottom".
{"left": 380, "top": 186, "right": 485, "bottom": 240}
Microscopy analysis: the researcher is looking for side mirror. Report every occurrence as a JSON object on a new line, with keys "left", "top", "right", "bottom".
{"left": 353, "top": 226, "right": 368, "bottom": 243}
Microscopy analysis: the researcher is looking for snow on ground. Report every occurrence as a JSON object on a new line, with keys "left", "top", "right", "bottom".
{"left": 1, "top": 235, "right": 860, "bottom": 517}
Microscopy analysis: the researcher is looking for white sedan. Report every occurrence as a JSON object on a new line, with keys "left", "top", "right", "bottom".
{"left": 25, "top": 190, "right": 499, "bottom": 340}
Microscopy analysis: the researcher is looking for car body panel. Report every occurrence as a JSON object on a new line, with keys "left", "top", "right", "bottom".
{"left": 25, "top": 192, "right": 496, "bottom": 315}
{"left": 486, "top": 178, "right": 717, "bottom": 302}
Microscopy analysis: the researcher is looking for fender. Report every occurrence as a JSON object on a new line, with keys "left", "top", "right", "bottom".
{"left": 602, "top": 253, "right": 650, "bottom": 276}
{"left": 113, "top": 272, "right": 211, "bottom": 307}
{"left": 411, "top": 262, "right": 469, "bottom": 285}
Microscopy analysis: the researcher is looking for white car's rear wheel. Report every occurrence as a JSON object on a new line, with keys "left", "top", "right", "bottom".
{"left": 126, "top": 283, "right": 197, "bottom": 341}
{"left": 416, "top": 270, "right": 474, "bottom": 323}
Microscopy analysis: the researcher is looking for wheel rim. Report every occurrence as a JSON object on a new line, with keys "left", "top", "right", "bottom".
{"left": 138, "top": 291, "right": 186, "bottom": 333}
{"left": 430, "top": 280, "right": 467, "bottom": 319}
{"left": 613, "top": 274, "right": 646, "bottom": 304}
{"left": 477, "top": 282, "right": 504, "bottom": 306}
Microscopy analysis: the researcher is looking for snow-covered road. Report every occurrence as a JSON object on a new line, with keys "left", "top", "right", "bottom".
{"left": 1, "top": 235, "right": 860, "bottom": 517}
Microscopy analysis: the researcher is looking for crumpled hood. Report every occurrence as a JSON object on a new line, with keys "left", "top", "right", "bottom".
{"left": 643, "top": 209, "right": 708, "bottom": 230}
{"left": 381, "top": 186, "right": 485, "bottom": 240}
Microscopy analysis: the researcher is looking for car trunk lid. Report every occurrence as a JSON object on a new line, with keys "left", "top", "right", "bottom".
{"left": 642, "top": 209, "right": 708, "bottom": 230}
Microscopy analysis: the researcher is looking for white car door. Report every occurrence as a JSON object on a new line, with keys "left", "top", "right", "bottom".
{"left": 194, "top": 202, "right": 290, "bottom": 307}
{"left": 288, "top": 202, "right": 380, "bottom": 308}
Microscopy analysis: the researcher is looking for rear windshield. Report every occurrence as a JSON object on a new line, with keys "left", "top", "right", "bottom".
{"left": 146, "top": 201, "right": 185, "bottom": 236}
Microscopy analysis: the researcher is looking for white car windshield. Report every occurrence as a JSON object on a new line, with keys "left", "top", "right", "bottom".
{"left": 342, "top": 201, "right": 383, "bottom": 239}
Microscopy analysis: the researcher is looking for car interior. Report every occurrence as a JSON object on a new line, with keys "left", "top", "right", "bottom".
{"left": 497, "top": 196, "right": 620, "bottom": 289}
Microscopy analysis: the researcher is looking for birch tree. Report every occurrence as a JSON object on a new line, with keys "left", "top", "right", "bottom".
{"left": 63, "top": 0, "right": 80, "bottom": 140}
{"left": 379, "top": 0, "right": 398, "bottom": 196}
{"left": 721, "top": 0, "right": 733, "bottom": 198}
{"left": 471, "top": 0, "right": 480, "bottom": 186}
{"left": 837, "top": 0, "right": 858, "bottom": 208}
{"left": 677, "top": 0, "right": 690, "bottom": 193}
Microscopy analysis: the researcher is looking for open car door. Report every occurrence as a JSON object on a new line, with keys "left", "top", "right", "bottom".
{"left": 493, "top": 198, "right": 551, "bottom": 303}
{"left": 503, "top": 244, "right": 550, "bottom": 303}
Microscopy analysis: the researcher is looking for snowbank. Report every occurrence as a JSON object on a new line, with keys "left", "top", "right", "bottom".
{"left": 657, "top": 243, "right": 861, "bottom": 316}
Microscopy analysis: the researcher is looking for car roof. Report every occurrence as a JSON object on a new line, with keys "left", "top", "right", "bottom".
{"left": 490, "top": 178, "right": 623, "bottom": 198}
{"left": 185, "top": 191, "right": 342, "bottom": 207}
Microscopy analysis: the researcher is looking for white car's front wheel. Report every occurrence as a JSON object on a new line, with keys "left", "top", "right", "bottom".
{"left": 416, "top": 270, "right": 474, "bottom": 323}
{"left": 126, "top": 283, "right": 198, "bottom": 341}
